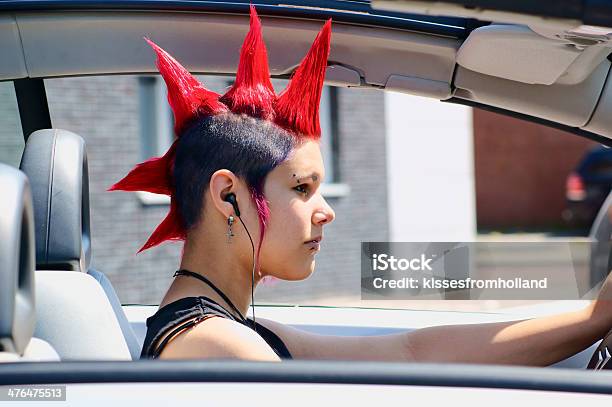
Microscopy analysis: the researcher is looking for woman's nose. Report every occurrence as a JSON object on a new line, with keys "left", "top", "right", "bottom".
{"left": 313, "top": 197, "right": 335, "bottom": 225}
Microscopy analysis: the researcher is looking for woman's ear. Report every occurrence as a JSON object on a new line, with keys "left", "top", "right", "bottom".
{"left": 208, "top": 169, "right": 239, "bottom": 218}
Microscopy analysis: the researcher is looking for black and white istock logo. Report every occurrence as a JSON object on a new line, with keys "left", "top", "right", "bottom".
{"left": 361, "top": 242, "right": 596, "bottom": 300}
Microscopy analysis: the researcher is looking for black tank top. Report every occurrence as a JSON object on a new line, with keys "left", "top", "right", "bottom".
{"left": 140, "top": 296, "right": 293, "bottom": 359}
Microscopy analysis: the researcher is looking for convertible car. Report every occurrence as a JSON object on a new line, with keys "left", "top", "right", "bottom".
{"left": 1, "top": 0, "right": 612, "bottom": 403}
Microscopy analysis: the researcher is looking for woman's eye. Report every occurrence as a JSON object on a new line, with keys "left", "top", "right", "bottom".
{"left": 294, "top": 184, "right": 309, "bottom": 195}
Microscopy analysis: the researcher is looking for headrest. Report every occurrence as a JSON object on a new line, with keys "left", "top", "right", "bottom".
{"left": 0, "top": 164, "right": 36, "bottom": 355}
{"left": 19, "top": 129, "right": 91, "bottom": 272}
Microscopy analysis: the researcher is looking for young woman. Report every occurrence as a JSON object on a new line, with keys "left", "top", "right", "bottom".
{"left": 112, "top": 6, "right": 612, "bottom": 364}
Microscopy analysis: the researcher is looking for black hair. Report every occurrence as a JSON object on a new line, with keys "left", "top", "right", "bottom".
{"left": 173, "top": 112, "right": 297, "bottom": 232}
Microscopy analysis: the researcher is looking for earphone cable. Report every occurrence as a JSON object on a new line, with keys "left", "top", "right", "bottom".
{"left": 236, "top": 214, "right": 257, "bottom": 334}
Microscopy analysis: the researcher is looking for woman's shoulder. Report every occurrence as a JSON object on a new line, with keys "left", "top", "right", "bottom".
{"left": 158, "top": 315, "right": 282, "bottom": 361}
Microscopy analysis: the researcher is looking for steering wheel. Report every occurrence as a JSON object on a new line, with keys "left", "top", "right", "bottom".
{"left": 587, "top": 327, "right": 612, "bottom": 370}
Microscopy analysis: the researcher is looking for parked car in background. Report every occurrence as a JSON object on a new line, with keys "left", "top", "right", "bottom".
{"left": 564, "top": 146, "right": 612, "bottom": 229}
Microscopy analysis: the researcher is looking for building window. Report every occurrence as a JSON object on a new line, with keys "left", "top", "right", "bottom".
{"left": 319, "top": 85, "right": 337, "bottom": 184}
{"left": 138, "top": 76, "right": 174, "bottom": 159}
{"left": 138, "top": 76, "right": 348, "bottom": 205}
{"left": 0, "top": 81, "right": 25, "bottom": 168}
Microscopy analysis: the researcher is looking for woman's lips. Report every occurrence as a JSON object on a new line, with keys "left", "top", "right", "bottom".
{"left": 304, "top": 237, "right": 322, "bottom": 251}
{"left": 305, "top": 241, "right": 320, "bottom": 251}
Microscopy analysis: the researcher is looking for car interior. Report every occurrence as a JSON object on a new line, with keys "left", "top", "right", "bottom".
{"left": 1, "top": 3, "right": 612, "bottom": 400}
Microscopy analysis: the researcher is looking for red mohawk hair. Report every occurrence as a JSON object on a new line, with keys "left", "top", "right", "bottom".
{"left": 138, "top": 199, "right": 185, "bottom": 253}
{"left": 110, "top": 6, "right": 333, "bottom": 252}
{"left": 108, "top": 139, "right": 177, "bottom": 196}
{"left": 144, "top": 37, "right": 229, "bottom": 135}
{"left": 275, "top": 19, "right": 332, "bottom": 139}
{"left": 220, "top": 5, "right": 276, "bottom": 120}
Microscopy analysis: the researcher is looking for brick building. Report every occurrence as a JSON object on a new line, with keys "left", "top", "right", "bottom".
{"left": 473, "top": 109, "right": 598, "bottom": 230}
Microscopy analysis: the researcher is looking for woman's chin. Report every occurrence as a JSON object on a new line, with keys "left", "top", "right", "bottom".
{"left": 279, "top": 262, "right": 316, "bottom": 281}
{"left": 261, "top": 253, "right": 316, "bottom": 281}
{"left": 300, "top": 263, "right": 316, "bottom": 280}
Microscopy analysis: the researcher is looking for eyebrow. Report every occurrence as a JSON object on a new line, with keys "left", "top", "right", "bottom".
{"left": 292, "top": 172, "right": 321, "bottom": 183}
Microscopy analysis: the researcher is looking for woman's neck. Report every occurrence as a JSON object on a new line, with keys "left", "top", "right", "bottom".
{"left": 161, "top": 236, "right": 259, "bottom": 320}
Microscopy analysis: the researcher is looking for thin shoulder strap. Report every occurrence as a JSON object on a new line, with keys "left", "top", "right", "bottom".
{"left": 173, "top": 269, "right": 247, "bottom": 323}
{"left": 151, "top": 314, "right": 209, "bottom": 359}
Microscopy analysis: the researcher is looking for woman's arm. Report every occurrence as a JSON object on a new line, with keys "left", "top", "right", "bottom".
{"left": 255, "top": 317, "right": 414, "bottom": 361}
{"left": 404, "top": 301, "right": 608, "bottom": 366}
{"left": 260, "top": 274, "right": 612, "bottom": 365}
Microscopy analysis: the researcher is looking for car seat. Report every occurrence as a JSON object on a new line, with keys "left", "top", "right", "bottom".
{"left": 0, "top": 163, "right": 59, "bottom": 362}
{"left": 20, "top": 129, "right": 139, "bottom": 360}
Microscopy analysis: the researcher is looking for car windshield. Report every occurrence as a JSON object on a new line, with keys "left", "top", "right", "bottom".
{"left": 0, "top": 0, "right": 609, "bottom": 318}
{"left": 0, "top": 72, "right": 599, "bottom": 314}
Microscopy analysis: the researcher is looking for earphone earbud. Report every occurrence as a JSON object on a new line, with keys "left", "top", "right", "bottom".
{"left": 224, "top": 193, "right": 241, "bottom": 217}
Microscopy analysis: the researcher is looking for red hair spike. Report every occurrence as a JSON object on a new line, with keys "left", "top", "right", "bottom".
{"left": 220, "top": 5, "right": 276, "bottom": 119}
{"left": 274, "top": 19, "right": 332, "bottom": 138}
{"left": 108, "top": 140, "right": 177, "bottom": 195}
{"left": 137, "top": 199, "right": 185, "bottom": 253}
{"left": 144, "top": 37, "right": 228, "bottom": 136}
